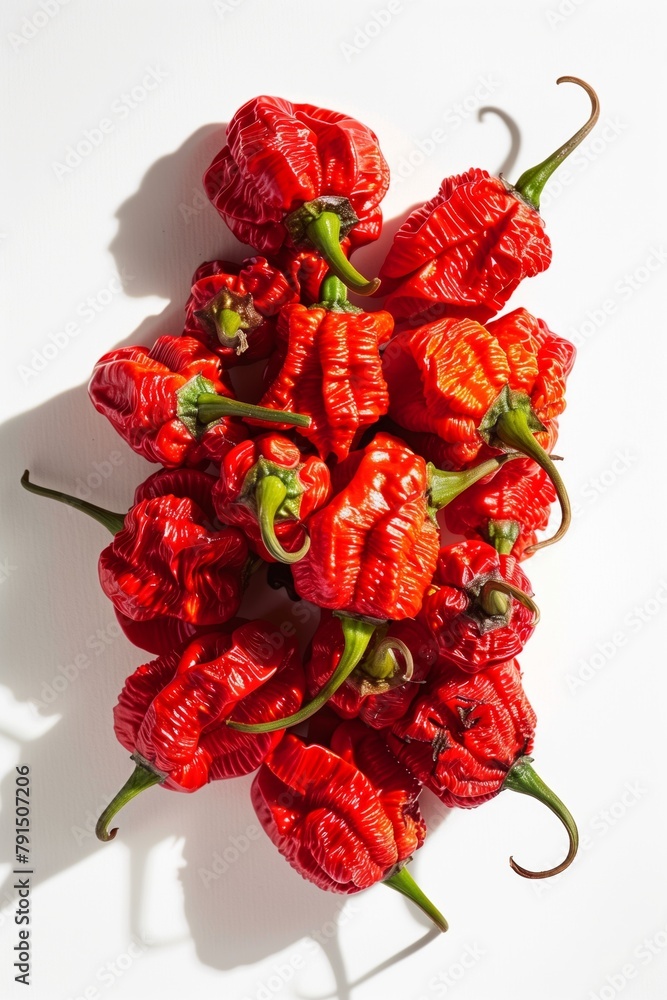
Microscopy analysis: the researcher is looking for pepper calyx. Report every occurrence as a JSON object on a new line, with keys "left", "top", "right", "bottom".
{"left": 239, "top": 456, "right": 305, "bottom": 521}
{"left": 313, "top": 274, "right": 362, "bottom": 314}
{"left": 194, "top": 286, "right": 263, "bottom": 355}
{"left": 225, "top": 615, "right": 377, "bottom": 733}
{"left": 383, "top": 863, "right": 448, "bottom": 933}
{"left": 351, "top": 636, "right": 414, "bottom": 697}
{"left": 254, "top": 475, "right": 310, "bottom": 564}
{"left": 486, "top": 519, "right": 521, "bottom": 555}
{"left": 95, "top": 754, "right": 166, "bottom": 843}
{"left": 285, "top": 197, "right": 379, "bottom": 295}
{"left": 502, "top": 755, "right": 579, "bottom": 879}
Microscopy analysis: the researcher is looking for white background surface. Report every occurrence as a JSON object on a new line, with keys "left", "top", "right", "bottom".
{"left": 2, "top": 1, "right": 667, "bottom": 998}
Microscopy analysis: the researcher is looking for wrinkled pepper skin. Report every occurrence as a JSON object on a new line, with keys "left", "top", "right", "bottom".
{"left": 257, "top": 302, "right": 393, "bottom": 462}
{"left": 88, "top": 335, "right": 247, "bottom": 468}
{"left": 419, "top": 540, "right": 537, "bottom": 671}
{"left": 387, "top": 659, "right": 536, "bottom": 807}
{"left": 305, "top": 612, "right": 438, "bottom": 728}
{"left": 184, "top": 257, "right": 297, "bottom": 365}
{"left": 444, "top": 457, "right": 556, "bottom": 560}
{"left": 382, "top": 308, "right": 575, "bottom": 469}
{"left": 379, "top": 170, "right": 551, "bottom": 326}
{"left": 212, "top": 434, "right": 332, "bottom": 563}
{"left": 251, "top": 724, "right": 424, "bottom": 894}
{"left": 98, "top": 492, "right": 248, "bottom": 627}
{"left": 113, "top": 623, "right": 304, "bottom": 790}
{"left": 203, "top": 95, "right": 389, "bottom": 254}
{"left": 291, "top": 433, "right": 440, "bottom": 620}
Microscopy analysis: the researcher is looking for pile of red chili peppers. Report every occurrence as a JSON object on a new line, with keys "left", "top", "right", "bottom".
{"left": 24, "top": 77, "right": 600, "bottom": 935}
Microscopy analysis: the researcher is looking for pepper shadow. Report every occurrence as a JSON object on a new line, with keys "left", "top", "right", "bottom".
{"left": 0, "top": 126, "right": 454, "bottom": 992}
{"left": 477, "top": 107, "right": 522, "bottom": 180}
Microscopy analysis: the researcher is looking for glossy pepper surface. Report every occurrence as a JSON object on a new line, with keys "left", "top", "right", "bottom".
{"left": 419, "top": 540, "right": 538, "bottom": 671}
{"left": 382, "top": 308, "right": 575, "bottom": 550}
{"left": 184, "top": 257, "right": 297, "bottom": 365}
{"left": 388, "top": 659, "right": 578, "bottom": 878}
{"left": 212, "top": 433, "right": 331, "bottom": 564}
{"left": 379, "top": 78, "right": 599, "bottom": 326}
{"left": 257, "top": 277, "right": 393, "bottom": 462}
{"left": 96, "top": 622, "right": 304, "bottom": 840}
{"left": 251, "top": 726, "right": 446, "bottom": 929}
{"left": 444, "top": 456, "right": 556, "bottom": 560}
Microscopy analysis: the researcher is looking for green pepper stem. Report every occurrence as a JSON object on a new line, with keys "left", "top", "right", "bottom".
{"left": 226, "top": 616, "right": 377, "bottom": 733}
{"left": 427, "top": 454, "right": 516, "bottom": 511}
{"left": 486, "top": 519, "right": 520, "bottom": 556}
{"left": 514, "top": 77, "right": 600, "bottom": 210}
{"left": 383, "top": 865, "right": 448, "bottom": 933}
{"left": 196, "top": 393, "right": 311, "bottom": 429}
{"left": 218, "top": 308, "right": 243, "bottom": 339}
{"left": 255, "top": 475, "right": 310, "bottom": 565}
{"left": 493, "top": 409, "right": 570, "bottom": 553}
{"left": 479, "top": 579, "right": 540, "bottom": 624}
{"left": 361, "top": 637, "right": 413, "bottom": 681}
{"left": 503, "top": 756, "right": 579, "bottom": 879}
{"left": 306, "top": 212, "right": 380, "bottom": 295}
{"left": 21, "top": 470, "right": 125, "bottom": 535}
{"left": 95, "top": 757, "right": 165, "bottom": 842}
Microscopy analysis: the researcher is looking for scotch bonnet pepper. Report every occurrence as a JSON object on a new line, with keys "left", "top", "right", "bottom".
{"left": 380, "top": 78, "right": 599, "bottom": 326}
{"left": 212, "top": 433, "right": 331, "bottom": 565}
{"left": 227, "top": 433, "right": 513, "bottom": 734}
{"left": 204, "top": 95, "right": 389, "bottom": 293}
{"left": 88, "top": 335, "right": 310, "bottom": 469}
{"left": 388, "top": 659, "right": 578, "bottom": 878}
{"left": 96, "top": 622, "right": 304, "bottom": 841}
{"left": 21, "top": 468, "right": 249, "bottom": 628}
{"left": 184, "top": 257, "right": 297, "bottom": 364}
{"left": 382, "top": 307, "right": 575, "bottom": 551}
{"left": 419, "top": 539, "right": 539, "bottom": 671}
{"left": 444, "top": 456, "right": 557, "bottom": 560}
{"left": 251, "top": 726, "right": 447, "bottom": 931}
{"left": 257, "top": 276, "right": 393, "bottom": 462}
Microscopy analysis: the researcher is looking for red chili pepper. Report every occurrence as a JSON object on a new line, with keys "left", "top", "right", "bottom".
{"left": 95, "top": 622, "right": 304, "bottom": 841}
{"left": 251, "top": 729, "right": 447, "bottom": 931}
{"left": 88, "top": 335, "right": 311, "bottom": 469}
{"left": 256, "top": 276, "right": 393, "bottom": 462}
{"left": 443, "top": 456, "right": 557, "bottom": 559}
{"left": 184, "top": 257, "right": 297, "bottom": 365}
{"left": 388, "top": 660, "right": 578, "bottom": 878}
{"left": 382, "top": 308, "right": 575, "bottom": 551}
{"left": 305, "top": 612, "right": 438, "bottom": 728}
{"left": 226, "top": 434, "right": 512, "bottom": 734}
{"left": 203, "top": 95, "right": 389, "bottom": 293}
{"left": 379, "top": 78, "right": 599, "bottom": 326}
{"left": 21, "top": 470, "right": 249, "bottom": 628}
{"left": 212, "top": 433, "right": 331, "bottom": 564}
{"left": 419, "top": 540, "right": 539, "bottom": 671}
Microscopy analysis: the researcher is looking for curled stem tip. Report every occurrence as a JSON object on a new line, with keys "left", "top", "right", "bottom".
{"left": 479, "top": 579, "right": 540, "bottom": 625}
{"left": 255, "top": 475, "right": 310, "bottom": 565}
{"left": 384, "top": 865, "right": 448, "bottom": 933}
{"left": 362, "top": 637, "right": 414, "bottom": 682}
{"left": 514, "top": 76, "right": 600, "bottom": 210}
{"left": 95, "top": 758, "right": 164, "bottom": 843}
{"left": 504, "top": 757, "right": 579, "bottom": 879}
{"left": 226, "top": 616, "right": 377, "bottom": 733}
{"left": 21, "top": 470, "right": 125, "bottom": 535}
